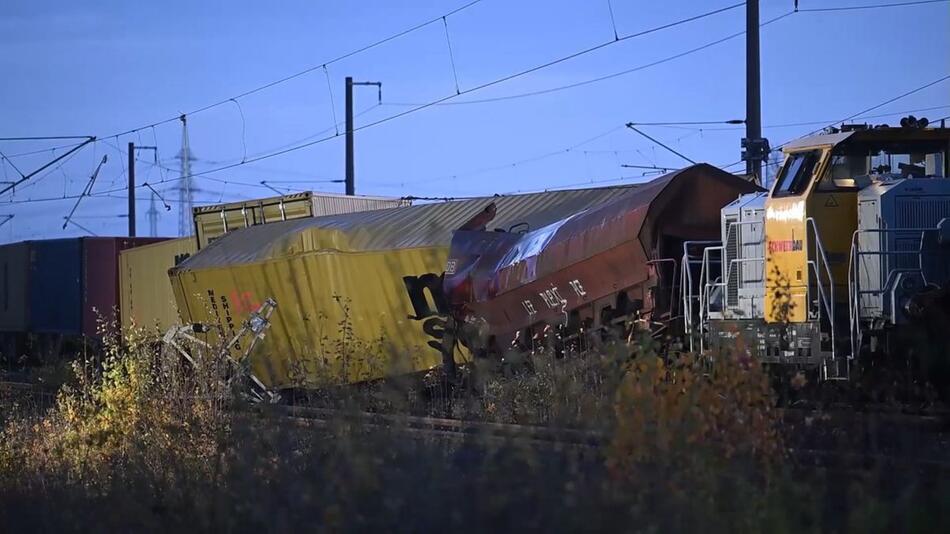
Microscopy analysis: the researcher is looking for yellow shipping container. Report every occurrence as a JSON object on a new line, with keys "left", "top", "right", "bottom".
{"left": 193, "top": 191, "right": 409, "bottom": 249}
{"left": 120, "top": 237, "right": 198, "bottom": 334}
{"left": 170, "top": 186, "right": 637, "bottom": 389}
{"left": 171, "top": 244, "right": 451, "bottom": 387}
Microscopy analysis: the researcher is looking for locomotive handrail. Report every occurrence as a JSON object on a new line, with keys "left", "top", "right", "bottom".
{"left": 698, "top": 246, "right": 721, "bottom": 353}
{"left": 805, "top": 217, "right": 836, "bottom": 363}
{"left": 690, "top": 219, "right": 767, "bottom": 353}
{"left": 701, "top": 247, "right": 724, "bottom": 320}
{"left": 681, "top": 240, "right": 719, "bottom": 353}
{"left": 681, "top": 241, "right": 718, "bottom": 320}
{"left": 805, "top": 260, "right": 831, "bottom": 323}
{"left": 683, "top": 251, "right": 699, "bottom": 352}
{"left": 847, "top": 227, "right": 936, "bottom": 359}
{"left": 847, "top": 245, "right": 868, "bottom": 360}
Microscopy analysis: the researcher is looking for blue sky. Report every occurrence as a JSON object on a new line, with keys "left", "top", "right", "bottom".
{"left": 1, "top": 0, "right": 948, "bottom": 241}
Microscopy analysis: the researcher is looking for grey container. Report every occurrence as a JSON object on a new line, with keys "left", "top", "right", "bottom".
{"left": 0, "top": 242, "right": 31, "bottom": 332}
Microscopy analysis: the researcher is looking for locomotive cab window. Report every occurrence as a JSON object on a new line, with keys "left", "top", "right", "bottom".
{"left": 816, "top": 154, "right": 866, "bottom": 191}
{"left": 772, "top": 150, "right": 821, "bottom": 197}
{"left": 817, "top": 141, "right": 949, "bottom": 191}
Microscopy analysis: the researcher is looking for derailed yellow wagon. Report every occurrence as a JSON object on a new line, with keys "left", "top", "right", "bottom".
{"left": 169, "top": 187, "right": 635, "bottom": 389}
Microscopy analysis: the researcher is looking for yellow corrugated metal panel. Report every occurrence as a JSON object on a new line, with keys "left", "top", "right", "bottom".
{"left": 311, "top": 194, "right": 411, "bottom": 216}
{"left": 171, "top": 244, "right": 459, "bottom": 388}
{"left": 120, "top": 237, "right": 197, "bottom": 333}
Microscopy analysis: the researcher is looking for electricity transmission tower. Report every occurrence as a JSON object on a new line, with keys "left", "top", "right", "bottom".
{"left": 147, "top": 192, "right": 159, "bottom": 237}
{"left": 176, "top": 115, "right": 197, "bottom": 237}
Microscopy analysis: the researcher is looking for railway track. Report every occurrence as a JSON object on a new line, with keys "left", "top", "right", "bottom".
{"left": 4, "top": 379, "right": 950, "bottom": 467}
{"left": 271, "top": 404, "right": 950, "bottom": 473}
{"left": 272, "top": 404, "right": 605, "bottom": 449}
{"left": 0, "top": 380, "right": 35, "bottom": 392}
{"left": 0, "top": 380, "right": 58, "bottom": 401}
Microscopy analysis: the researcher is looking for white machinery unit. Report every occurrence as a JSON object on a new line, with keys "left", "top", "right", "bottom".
{"left": 718, "top": 192, "right": 767, "bottom": 320}
{"left": 681, "top": 192, "right": 767, "bottom": 355}
{"left": 853, "top": 178, "right": 950, "bottom": 326}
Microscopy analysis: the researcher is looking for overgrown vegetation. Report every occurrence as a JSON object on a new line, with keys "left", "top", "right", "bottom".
{"left": 1, "top": 322, "right": 948, "bottom": 532}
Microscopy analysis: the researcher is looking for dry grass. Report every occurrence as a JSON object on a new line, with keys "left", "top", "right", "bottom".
{"left": 1, "top": 323, "right": 948, "bottom": 532}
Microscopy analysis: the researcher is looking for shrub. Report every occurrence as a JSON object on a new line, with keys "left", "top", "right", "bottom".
{"left": 0, "top": 325, "right": 230, "bottom": 499}
{"left": 607, "top": 341, "right": 783, "bottom": 482}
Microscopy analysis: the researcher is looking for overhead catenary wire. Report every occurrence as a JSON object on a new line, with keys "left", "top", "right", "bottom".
{"left": 143, "top": 182, "right": 172, "bottom": 211}
{"left": 0, "top": 136, "right": 94, "bottom": 141}
{"left": 382, "top": 10, "right": 794, "bottom": 107}
{"left": 97, "top": 193, "right": 251, "bottom": 205}
{"left": 796, "top": 73, "right": 950, "bottom": 140}
{"left": 621, "top": 164, "right": 677, "bottom": 171}
{"left": 91, "top": 0, "right": 743, "bottom": 185}
{"left": 795, "top": 0, "right": 948, "bottom": 13}
{"left": 106, "top": 141, "right": 344, "bottom": 194}
{"left": 1, "top": 141, "right": 84, "bottom": 159}
{"left": 230, "top": 98, "right": 248, "bottom": 163}
{"left": 102, "top": 136, "right": 338, "bottom": 194}
{"left": 653, "top": 104, "right": 950, "bottom": 131}
{"left": 492, "top": 174, "right": 652, "bottom": 196}
{"left": 1, "top": 177, "right": 258, "bottom": 207}
{"left": 323, "top": 65, "right": 341, "bottom": 136}
{"left": 100, "top": 0, "right": 485, "bottom": 139}
{"left": 378, "top": 0, "right": 941, "bottom": 109}
{"left": 62, "top": 155, "right": 109, "bottom": 229}
{"left": 54, "top": 0, "right": 934, "bottom": 187}
{"left": 0, "top": 138, "right": 96, "bottom": 196}
{"left": 629, "top": 119, "right": 745, "bottom": 126}
{"left": 115, "top": 2, "right": 746, "bottom": 184}
{"left": 372, "top": 125, "right": 627, "bottom": 187}
{"left": 64, "top": 219, "right": 98, "bottom": 236}
{"left": 10, "top": 148, "right": 86, "bottom": 198}
{"left": 625, "top": 124, "right": 696, "bottom": 165}
{"left": 442, "top": 16, "right": 462, "bottom": 94}
{"left": 0, "top": 1, "right": 770, "bottom": 210}
{"left": 718, "top": 76, "right": 950, "bottom": 171}
{"left": 11, "top": 2, "right": 948, "bottom": 218}
{"left": 195, "top": 103, "right": 380, "bottom": 169}
{"left": 0, "top": 150, "right": 25, "bottom": 179}
{"left": 605, "top": 0, "right": 620, "bottom": 40}
{"left": 259, "top": 181, "right": 285, "bottom": 195}
{"left": 259, "top": 179, "right": 346, "bottom": 184}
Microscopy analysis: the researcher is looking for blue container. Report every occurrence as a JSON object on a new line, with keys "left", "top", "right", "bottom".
{"left": 29, "top": 238, "right": 83, "bottom": 334}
